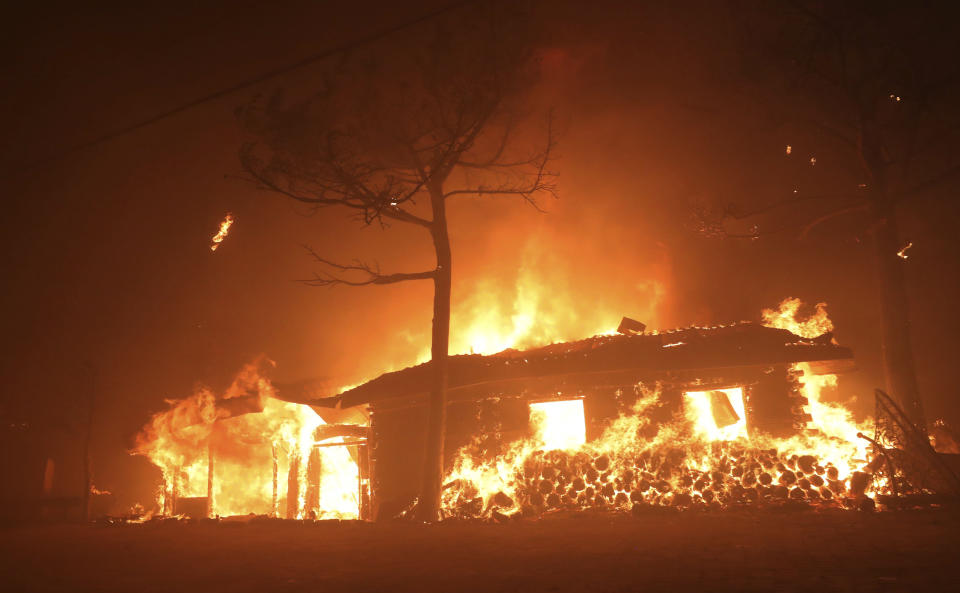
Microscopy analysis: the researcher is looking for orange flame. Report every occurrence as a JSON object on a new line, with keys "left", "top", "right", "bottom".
{"left": 530, "top": 400, "right": 587, "bottom": 450}
{"left": 210, "top": 213, "right": 235, "bottom": 252}
{"left": 132, "top": 361, "right": 361, "bottom": 519}
{"left": 449, "top": 256, "right": 663, "bottom": 357}
{"left": 897, "top": 242, "right": 913, "bottom": 260}
{"left": 441, "top": 299, "right": 877, "bottom": 518}
{"left": 761, "top": 297, "right": 833, "bottom": 339}
{"left": 761, "top": 298, "right": 873, "bottom": 467}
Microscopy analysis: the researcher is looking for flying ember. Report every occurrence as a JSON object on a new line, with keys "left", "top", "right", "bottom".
{"left": 210, "top": 213, "right": 235, "bottom": 252}
{"left": 897, "top": 242, "right": 913, "bottom": 260}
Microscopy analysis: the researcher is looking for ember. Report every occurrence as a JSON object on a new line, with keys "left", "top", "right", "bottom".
{"left": 209, "top": 213, "right": 234, "bottom": 252}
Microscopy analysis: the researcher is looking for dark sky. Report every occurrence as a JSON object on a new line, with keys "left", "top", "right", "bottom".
{"left": 2, "top": 0, "right": 958, "bottom": 511}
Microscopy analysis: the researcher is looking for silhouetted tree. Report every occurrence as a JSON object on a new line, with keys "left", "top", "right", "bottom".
{"left": 237, "top": 2, "right": 555, "bottom": 521}
{"left": 696, "top": 1, "right": 960, "bottom": 428}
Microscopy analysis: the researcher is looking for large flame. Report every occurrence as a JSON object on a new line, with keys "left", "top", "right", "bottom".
{"left": 449, "top": 254, "right": 663, "bottom": 357}
{"left": 132, "top": 361, "right": 361, "bottom": 519}
{"left": 761, "top": 297, "right": 873, "bottom": 468}
{"left": 134, "top": 297, "right": 877, "bottom": 521}
{"left": 441, "top": 298, "right": 877, "bottom": 518}
{"left": 761, "top": 297, "right": 833, "bottom": 339}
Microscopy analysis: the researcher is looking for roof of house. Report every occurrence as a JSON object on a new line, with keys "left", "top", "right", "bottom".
{"left": 288, "top": 321, "right": 853, "bottom": 410}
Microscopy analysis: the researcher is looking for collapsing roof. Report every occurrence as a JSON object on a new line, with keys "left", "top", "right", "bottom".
{"left": 297, "top": 322, "right": 852, "bottom": 410}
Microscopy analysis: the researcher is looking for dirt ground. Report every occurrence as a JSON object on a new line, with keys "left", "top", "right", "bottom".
{"left": 2, "top": 508, "right": 958, "bottom": 593}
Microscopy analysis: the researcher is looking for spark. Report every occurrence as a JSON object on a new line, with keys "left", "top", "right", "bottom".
{"left": 809, "top": 156, "right": 817, "bottom": 166}
{"left": 785, "top": 145, "right": 792, "bottom": 155}
{"left": 889, "top": 93, "right": 901, "bottom": 102}
{"left": 897, "top": 242, "right": 913, "bottom": 260}
{"left": 210, "top": 213, "right": 235, "bottom": 252}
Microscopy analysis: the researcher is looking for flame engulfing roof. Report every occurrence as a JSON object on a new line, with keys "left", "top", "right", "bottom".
{"left": 298, "top": 322, "right": 852, "bottom": 409}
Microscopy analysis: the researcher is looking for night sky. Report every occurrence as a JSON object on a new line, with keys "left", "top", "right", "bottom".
{"left": 3, "top": 0, "right": 958, "bottom": 511}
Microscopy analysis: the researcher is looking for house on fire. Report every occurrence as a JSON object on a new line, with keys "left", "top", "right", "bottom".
{"left": 294, "top": 319, "right": 854, "bottom": 520}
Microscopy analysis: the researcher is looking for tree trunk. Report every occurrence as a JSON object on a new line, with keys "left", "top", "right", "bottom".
{"left": 871, "top": 203, "right": 926, "bottom": 430}
{"left": 81, "top": 363, "right": 96, "bottom": 522}
{"left": 860, "top": 113, "right": 927, "bottom": 431}
{"left": 418, "top": 186, "right": 452, "bottom": 522}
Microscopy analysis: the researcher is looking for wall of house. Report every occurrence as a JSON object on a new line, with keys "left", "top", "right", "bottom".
{"left": 368, "top": 366, "right": 804, "bottom": 519}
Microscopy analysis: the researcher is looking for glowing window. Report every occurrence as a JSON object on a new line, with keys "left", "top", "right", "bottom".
{"left": 684, "top": 387, "right": 748, "bottom": 441}
{"left": 529, "top": 399, "right": 586, "bottom": 451}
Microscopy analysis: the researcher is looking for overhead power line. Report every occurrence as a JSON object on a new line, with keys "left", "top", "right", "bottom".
{"left": 17, "top": 0, "right": 476, "bottom": 174}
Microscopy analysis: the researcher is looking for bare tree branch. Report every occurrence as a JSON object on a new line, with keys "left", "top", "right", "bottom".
{"left": 897, "top": 162, "right": 960, "bottom": 203}
{"left": 444, "top": 113, "right": 557, "bottom": 209}
{"left": 725, "top": 191, "right": 865, "bottom": 220}
{"left": 301, "top": 246, "right": 436, "bottom": 287}
{"left": 797, "top": 203, "right": 869, "bottom": 238}
{"left": 240, "top": 143, "right": 434, "bottom": 228}
{"left": 699, "top": 201, "right": 869, "bottom": 240}
{"left": 458, "top": 112, "right": 518, "bottom": 168}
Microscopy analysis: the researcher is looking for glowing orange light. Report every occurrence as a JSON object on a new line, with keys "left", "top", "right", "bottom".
{"left": 684, "top": 387, "right": 748, "bottom": 441}
{"left": 132, "top": 362, "right": 362, "bottom": 519}
{"left": 761, "top": 297, "right": 833, "bottom": 339}
{"left": 897, "top": 242, "right": 913, "bottom": 260}
{"left": 441, "top": 299, "right": 877, "bottom": 517}
{"left": 210, "top": 213, "right": 235, "bottom": 252}
{"left": 530, "top": 399, "right": 586, "bottom": 451}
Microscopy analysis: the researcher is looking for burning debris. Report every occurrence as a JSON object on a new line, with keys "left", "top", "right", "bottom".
{"left": 897, "top": 242, "right": 913, "bottom": 260}
{"left": 210, "top": 213, "right": 234, "bottom": 252}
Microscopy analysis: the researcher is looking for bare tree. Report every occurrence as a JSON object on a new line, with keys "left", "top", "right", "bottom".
{"left": 695, "top": 1, "right": 960, "bottom": 428}
{"left": 237, "top": 2, "right": 555, "bottom": 521}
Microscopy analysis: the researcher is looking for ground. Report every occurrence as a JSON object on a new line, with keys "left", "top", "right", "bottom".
{"left": 2, "top": 508, "right": 958, "bottom": 592}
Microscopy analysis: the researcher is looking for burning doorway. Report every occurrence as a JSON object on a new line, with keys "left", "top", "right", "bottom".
{"left": 132, "top": 364, "right": 369, "bottom": 520}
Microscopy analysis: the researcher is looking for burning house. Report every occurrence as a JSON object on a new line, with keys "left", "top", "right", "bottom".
{"left": 308, "top": 318, "right": 857, "bottom": 519}
{"left": 136, "top": 299, "right": 889, "bottom": 521}
{"left": 133, "top": 362, "right": 369, "bottom": 521}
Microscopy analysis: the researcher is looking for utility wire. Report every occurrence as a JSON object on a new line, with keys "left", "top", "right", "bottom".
{"left": 16, "top": 0, "right": 476, "bottom": 175}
